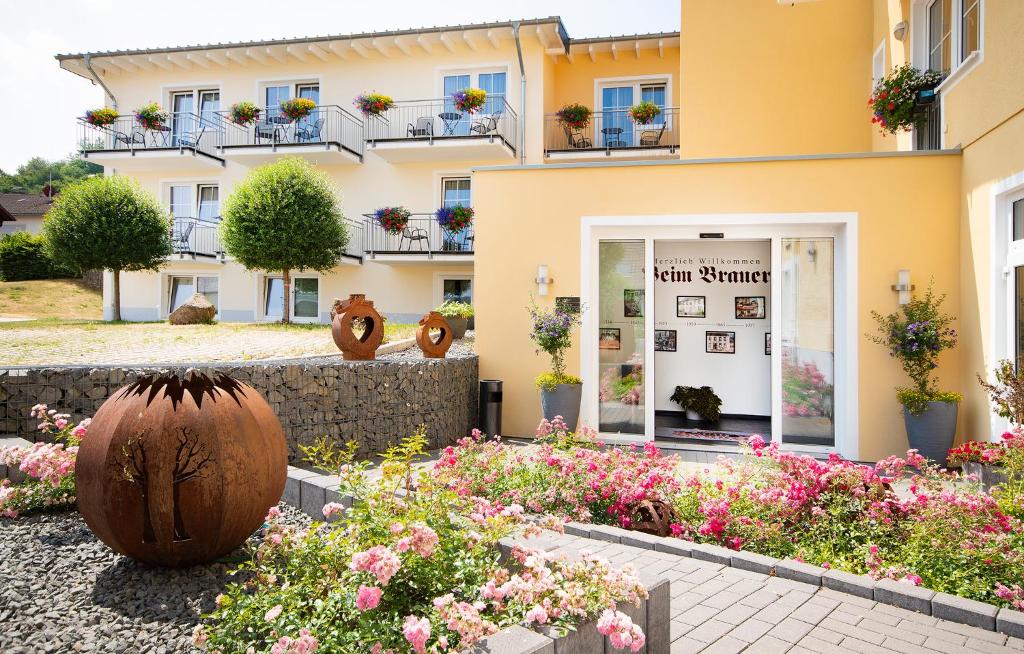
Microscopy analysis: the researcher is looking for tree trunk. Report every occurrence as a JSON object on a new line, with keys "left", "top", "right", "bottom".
{"left": 112, "top": 269, "right": 121, "bottom": 322}
{"left": 282, "top": 269, "right": 291, "bottom": 324}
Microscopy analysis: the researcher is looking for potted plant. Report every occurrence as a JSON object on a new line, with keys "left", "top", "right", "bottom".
{"left": 870, "top": 283, "right": 960, "bottom": 462}
{"left": 452, "top": 88, "right": 487, "bottom": 114}
{"left": 84, "top": 108, "right": 118, "bottom": 127}
{"left": 134, "top": 102, "right": 169, "bottom": 130}
{"left": 670, "top": 386, "right": 722, "bottom": 422}
{"left": 556, "top": 103, "right": 592, "bottom": 131}
{"left": 435, "top": 205, "right": 474, "bottom": 233}
{"left": 868, "top": 63, "right": 945, "bottom": 134}
{"left": 374, "top": 206, "right": 411, "bottom": 235}
{"left": 529, "top": 300, "right": 583, "bottom": 430}
{"left": 435, "top": 300, "right": 474, "bottom": 339}
{"left": 228, "top": 101, "right": 262, "bottom": 126}
{"left": 628, "top": 101, "right": 661, "bottom": 125}
{"left": 354, "top": 92, "right": 394, "bottom": 117}
{"left": 280, "top": 97, "right": 317, "bottom": 122}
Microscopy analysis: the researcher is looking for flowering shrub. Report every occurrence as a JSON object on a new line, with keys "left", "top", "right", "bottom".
{"left": 279, "top": 98, "right": 317, "bottom": 122}
{"left": 978, "top": 359, "right": 1024, "bottom": 425}
{"left": 782, "top": 358, "right": 833, "bottom": 417}
{"left": 870, "top": 283, "right": 960, "bottom": 415}
{"left": 0, "top": 404, "right": 90, "bottom": 518}
{"left": 229, "top": 101, "right": 262, "bottom": 126}
{"left": 84, "top": 108, "right": 118, "bottom": 127}
{"left": 375, "top": 206, "right": 412, "bottom": 235}
{"left": 600, "top": 366, "right": 643, "bottom": 405}
{"left": 628, "top": 101, "right": 661, "bottom": 125}
{"left": 354, "top": 92, "right": 394, "bottom": 117}
{"left": 869, "top": 64, "right": 944, "bottom": 134}
{"left": 435, "top": 205, "right": 473, "bottom": 233}
{"left": 555, "top": 103, "right": 592, "bottom": 130}
{"left": 135, "top": 102, "right": 169, "bottom": 130}
{"left": 529, "top": 301, "right": 583, "bottom": 388}
{"left": 198, "top": 430, "right": 648, "bottom": 652}
{"left": 435, "top": 300, "right": 474, "bottom": 319}
{"left": 452, "top": 88, "right": 487, "bottom": 114}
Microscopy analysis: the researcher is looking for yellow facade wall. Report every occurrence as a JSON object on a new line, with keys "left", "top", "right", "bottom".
{"left": 474, "top": 152, "right": 962, "bottom": 462}
{"left": 680, "top": 0, "right": 874, "bottom": 158}
{"left": 549, "top": 47, "right": 681, "bottom": 111}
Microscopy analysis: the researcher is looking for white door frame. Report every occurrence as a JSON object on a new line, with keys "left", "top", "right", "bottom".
{"left": 990, "top": 171, "right": 1024, "bottom": 440}
{"left": 580, "top": 212, "right": 859, "bottom": 459}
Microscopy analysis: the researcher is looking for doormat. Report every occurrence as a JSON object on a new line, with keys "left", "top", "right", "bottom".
{"left": 669, "top": 429, "right": 762, "bottom": 444}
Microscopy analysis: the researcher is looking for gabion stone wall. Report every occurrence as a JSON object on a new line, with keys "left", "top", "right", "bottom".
{"left": 0, "top": 355, "right": 478, "bottom": 461}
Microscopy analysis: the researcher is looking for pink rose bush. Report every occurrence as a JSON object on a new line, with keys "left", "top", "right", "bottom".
{"left": 198, "top": 429, "right": 648, "bottom": 653}
{"left": 0, "top": 404, "right": 89, "bottom": 518}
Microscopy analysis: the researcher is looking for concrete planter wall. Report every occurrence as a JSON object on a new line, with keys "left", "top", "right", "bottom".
{"left": 0, "top": 355, "right": 478, "bottom": 461}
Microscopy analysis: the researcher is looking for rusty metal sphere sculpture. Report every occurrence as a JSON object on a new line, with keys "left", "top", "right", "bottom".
{"left": 332, "top": 294, "right": 385, "bottom": 361}
{"left": 416, "top": 311, "right": 453, "bottom": 359}
{"left": 629, "top": 499, "right": 679, "bottom": 537}
{"left": 75, "top": 371, "right": 287, "bottom": 567}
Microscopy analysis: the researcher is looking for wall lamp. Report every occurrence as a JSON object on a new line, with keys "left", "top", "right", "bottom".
{"left": 536, "top": 264, "right": 554, "bottom": 297}
{"left": 892, "top": 269, "right": 915, "bottom": 305}
{"left": 893, "top": 21, "right": 909, "bottom": 42}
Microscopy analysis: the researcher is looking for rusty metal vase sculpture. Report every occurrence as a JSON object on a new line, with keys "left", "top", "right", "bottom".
{"left": 75, "top": 371, "right": 287, "bottom": 567}
{"left": 416, "top": 311, "right": 453, "bottom": 359}
{"left": 332, "top": 294, "right": 385, "bottom": 361}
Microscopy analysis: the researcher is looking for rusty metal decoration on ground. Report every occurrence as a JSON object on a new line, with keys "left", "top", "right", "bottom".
{"left": 332, "top": 294, "right": 385, "bottom": 360}
{"left": 629, "top": 499, "right": 679, "bottom": 537}
{"left": 415, "top": 311, "right": 453, "bottom": 358}
{"left": 75, "top": 371, "right": 287, "bottom": 567}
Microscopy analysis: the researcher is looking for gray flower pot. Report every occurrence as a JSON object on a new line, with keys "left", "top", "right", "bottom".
{"left": 540, "top": 383, "right": 582, "bottom": 432}
{"left": 447, "top": 317, "right": 469, "bottom": 340}
{"left": 686, "top": 409, "right": 701, "bottom": 422}
{"left": 903, "top": 401, "right": 958, "bottom": 463}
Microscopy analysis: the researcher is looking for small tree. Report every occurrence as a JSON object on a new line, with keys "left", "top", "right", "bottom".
{"left": 44, "top": 176, "right": 171, "bottom": 321}
{"left": 220, "top": 157, "right": 349, "bottom": 323}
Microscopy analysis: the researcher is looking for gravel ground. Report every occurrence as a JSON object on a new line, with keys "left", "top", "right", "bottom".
{"left": 378, "top": 332, "right": 475, "bottom": 361}
{"left": 0, "top": 504, "right": 310, "bottom": 654}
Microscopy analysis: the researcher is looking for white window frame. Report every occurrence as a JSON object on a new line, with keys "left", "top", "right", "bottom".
{"left": 593, "top": 74, "right": 674, "bottom": 114}
{"left": 440, "top": 176, "right": 472, "bottom": 207}
{"left": 433, "top": 64, "right": 511, "bottom": 99}
{"left": 256, "top": 78, "right": 322, "bottom": 109}
{"left": 579, "top": 212, "right": 858, "bottom": 459}
{"left": 432, "top": 271, "right": 474, "bottom": 308}
{"left": 990, "top": 170, "right": 1024, "bottom": 440}
{"left": 258, "top": 273, "right": 321, "bottom": 323}
{"left": 872, "top": 40, "right": 886, "bottom": 87}
{"left": 163, "top": 181, "right": 220, "bottom": 220}
{"left": 163, "top": 273, "right": 221, "bottom": 318}
{"left": 910, "top": 0, "right": 984, "bottom": 95}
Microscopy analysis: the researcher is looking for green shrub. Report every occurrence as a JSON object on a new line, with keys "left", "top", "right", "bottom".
{"left": 670, "top": 385, "right": 722, "bottom": 421}
{"left": 0, "top": 231, "right": 76, "bottom": 281}
{"left": 435, "top": 300, "right": 474, "bottom": 319}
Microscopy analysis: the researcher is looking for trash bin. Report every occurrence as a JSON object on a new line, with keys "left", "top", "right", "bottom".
{"left": 478, "top": 379, "right": 503, "bottom": 437}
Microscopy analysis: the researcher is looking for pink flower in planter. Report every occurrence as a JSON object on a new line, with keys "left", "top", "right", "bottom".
{"left": 525, "top": 605, "right": 549, "bottom": 624}
{"left": 402, "top": 615, "right": 431, "bottom": 654}
{"left": 356, "top": 585, "right": 383, "bottom": 611}
{"left": 597, "top": 610, "right": 646, "bottom": 652}
{"left": 351, "top": 545, "right": 402, "bottom": 586}
{"left": 264, "top": 604, "right": 283, "bottom": 622}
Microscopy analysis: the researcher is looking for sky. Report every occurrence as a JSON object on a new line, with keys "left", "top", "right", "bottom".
{"left": 0, "top": 0, "right": 679, "bottom": 173}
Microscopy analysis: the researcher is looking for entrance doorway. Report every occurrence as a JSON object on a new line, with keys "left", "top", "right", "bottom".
{"left": 583, "top": 214, "right": 851, "bottom": 456}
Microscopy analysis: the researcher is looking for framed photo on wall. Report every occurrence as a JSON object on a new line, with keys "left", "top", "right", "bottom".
{"left": 735, "top": 296, "right": 766, "bottom": 319}
{"left": 599, "top": 327, "right": 621, "bottom": 350}
{"left": 765, "top": 332, "right": 771, "bottom": 355}
{"left": 676, "top": 295, "right": 706, "bottom": 318}
{"left": 706, "top": 330, "right": 736, "bottom": 354}
{"left": 623, "top": 289, "right": 644, "bottom": 318}
{"left": 654, "top": 329, "right": 677, "bottom": 352}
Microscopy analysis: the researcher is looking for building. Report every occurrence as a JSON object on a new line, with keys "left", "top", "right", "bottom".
{"left": 57, "top": 0, "right": 1024, "bottom": 461}
{"left": 0, "top": 193, "right": 52, "bottom": 234}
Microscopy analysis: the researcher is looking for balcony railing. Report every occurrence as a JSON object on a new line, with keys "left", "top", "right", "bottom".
{"left": 343, "top": 218, "right": 364, "bottom": 261}
{"left": 79, "top": 112, "right": 224, "bottom": 158}
{"left": 914, "top": 98, "right": 941, "bottom": 151}
{"left": 216, "top": 105, "right": 365, "bottom": 158}
{"left": 544, "top": 107, "right": 680, "bottom": 155}
{"left": 364, "top": 98, "right": 517, "bottom": 152}
{"left": 172, "top": 217, "right": 223, "bottom": 258}
{"left": 361, "top": 214, "right": 474, "bottom": 257}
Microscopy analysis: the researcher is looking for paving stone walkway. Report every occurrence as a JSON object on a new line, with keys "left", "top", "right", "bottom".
{"left": 531, "top": 530, "right": 1023, "bottom": 654}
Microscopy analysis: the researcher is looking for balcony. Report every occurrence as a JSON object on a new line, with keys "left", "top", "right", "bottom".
{"left": 78, "top": 112, "right": 225, "bottom": 171}
{"left": 914, "top": 95, "right": 942, "bottom": 151}
{"left": 543, "top": 107, "right": 680, "bottom": 162}
{"left": 171, "top": 217, "right": 224, "bottom": 259}
{"left": 365, "top": 99, "right": 517, "bottom": 163}
{"left": 217, "top": 106, "right": 364, "bottom": 165}
{"left": 361, "top": 214, "right": 474, "bottom": 263}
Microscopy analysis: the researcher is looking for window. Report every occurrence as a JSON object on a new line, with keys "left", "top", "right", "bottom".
{"left": 961, "top": 0, "right": 980, "bottom": 62}
{"left": 442, "top": 178, "right": 471, "bottom": 208}
{"left": 169, "top": 89, "right": 218, "bottom": 146}
{"left": 872, "top": 41, "right": 886, "bottom": 85}
{"left": 928, "top": 0, "right": 952, "bottom": 72}
{"left": 197, "top": 186, "right": 219, "bottom": 221}
{"left": 918, "top": 0, "right": 981, "bottom": 78}
{"left": 443, "top": 279, "right": 472, "bottom": 304}
{"left": 263, "top": 276, "right": 319, "bottom": 322}
{"left": 169, "top": 184, "right": 220, "bottom": 221}
{"left": 596, "top": 77, "right": 672, "bottom": 148}
{"left": 601, "top": 86, "right": 635, "bottom": 147}
{"left": 168, "top": 275, "right": 218, "bottom": 314}
{"left": 1013, "top": 199, "right": 1024, "bottom": 242}
{"left": 478, "top": 72, "right": 507, "bottom": 115}
{"left": 442, "top": 70, "right": 508, "bottom": 135}
{"left": 264, "top": 278, "right": 284, "bottom": 319}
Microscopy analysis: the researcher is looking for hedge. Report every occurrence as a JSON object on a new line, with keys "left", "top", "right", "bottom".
{"left": 0, "top": 232, "right": 77, "bottom": 281}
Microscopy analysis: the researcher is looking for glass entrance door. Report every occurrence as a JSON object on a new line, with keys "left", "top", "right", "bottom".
{"left": 597, "top": 240, "right": 646, "bottom": 435}
{"left": 171, "top": 92, "right": 194, "bottom": 146}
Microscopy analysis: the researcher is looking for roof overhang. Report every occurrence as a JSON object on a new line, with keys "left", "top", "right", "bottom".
{"left": 56, "top": 18, "right": 569, "bottom": 81}
{"left": 560, "top": 33, "right": 680, "bottom": 63}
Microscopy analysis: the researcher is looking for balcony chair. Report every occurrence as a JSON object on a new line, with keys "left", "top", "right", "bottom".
{"left": 470, "top": 110, "right": 502, "bottom": 136}
{"left": 176, "top": 125, "right": 206, "bottom": 150}
{"left": 399, "top": 225, "right": 429, "bottom": 251}
{"left": 295, "top": 118, "right": 324, "bottom": 143}
{"left": 172, "top": 221, "right": 194, "bottom": 253}
{"left": 640, "top": 123, "right": 666, "bottom": 147}
{"left": 407, "top": 117, "right": 434, "bottom": 138}
{"left": 563, "top": 126, "right": 592, "bottom": 149}
{"left": 113, "top": 126, "right": 146, "bottom": 150}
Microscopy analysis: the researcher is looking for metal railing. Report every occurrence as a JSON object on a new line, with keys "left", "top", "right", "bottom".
{"left": 364, "top": 97, "right": 517, "bottom": 152}
{"left": 914, "top": 99, "right": 941, "bottom": 151}
{"left": 78, "top": 111, "right": 224, "bottom": 158}
{"left": 544, "top": 107, "right": 680, "bottom": 154}
{"left": 343, "top": 218, "right": 364, "bottom": 260}
{"left": 216, "top": 105, "right": 365, "bottom": 158}
{"left": 361, "top": 214, "right": 474, "bottom": 257}
{"left": 171, "top": 217, "right": 223, "bottom": 258}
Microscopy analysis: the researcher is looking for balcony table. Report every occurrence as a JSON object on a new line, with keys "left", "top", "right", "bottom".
{"left": 148, "top": 126, "right": 172, "bottom": 147}
{"left": 439, "top": 112, "right": 463, "bottom": 136}
{"left": 601, "top": 127, "right": 627, "bottom": 148}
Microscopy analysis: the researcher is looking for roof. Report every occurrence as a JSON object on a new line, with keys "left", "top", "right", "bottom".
{"left": 0, "top": 193, "right": 53, "bottom": 217}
